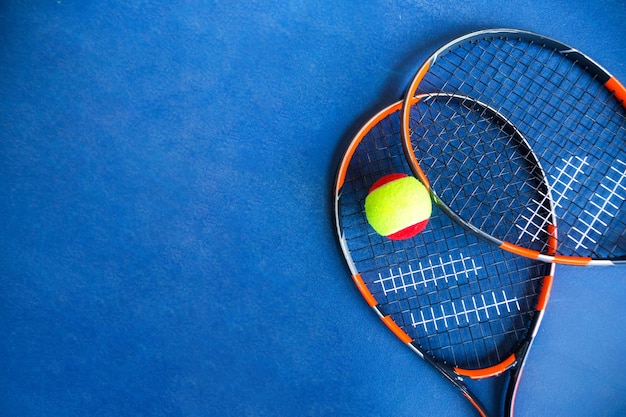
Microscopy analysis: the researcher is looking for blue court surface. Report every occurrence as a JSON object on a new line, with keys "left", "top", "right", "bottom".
{"left": 2, "top": 2, "right": 625, "bottom": 416}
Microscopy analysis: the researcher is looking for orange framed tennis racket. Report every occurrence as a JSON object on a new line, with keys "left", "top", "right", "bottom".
{"left": 334, "top": 99, "right": 556, "bottom": 417}
{"left": 402, "top": 28, "right": 626, "bottom": 266}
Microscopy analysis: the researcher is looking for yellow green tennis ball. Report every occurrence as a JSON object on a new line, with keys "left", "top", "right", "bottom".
{"left": 365, "top": 173, "right": 432, "bottom": 240}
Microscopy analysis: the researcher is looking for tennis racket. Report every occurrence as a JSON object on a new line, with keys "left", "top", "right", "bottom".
{"left": 402, "top": 28, "right": 626, "bottom": 266}
{"left": 334, "top": 99, "right": 556, "bottom": 417}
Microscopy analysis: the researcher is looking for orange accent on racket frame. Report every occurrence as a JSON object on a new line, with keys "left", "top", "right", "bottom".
{"left": 455, "top": 354, "right": 517, "bottom": 379}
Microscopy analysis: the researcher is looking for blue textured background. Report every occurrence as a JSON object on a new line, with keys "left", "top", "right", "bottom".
{"left": 1, "top": 1, "right": 625, "bottom": 416}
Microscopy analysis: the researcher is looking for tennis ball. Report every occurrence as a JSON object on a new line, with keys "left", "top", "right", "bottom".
{"left": 365, "top": 173, "right": 432, "bottom": 240}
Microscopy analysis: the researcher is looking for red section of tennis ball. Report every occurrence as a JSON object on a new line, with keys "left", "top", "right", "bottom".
{"left": 364, "top": 173, "right": 432, "bottom": 240}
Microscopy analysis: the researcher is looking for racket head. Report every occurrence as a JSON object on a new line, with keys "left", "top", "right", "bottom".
{"left": 402, "top": 28, "right": 626, "bottom": 266}
{"left": 334, "top": 101, "right": 556, "bottom": 416}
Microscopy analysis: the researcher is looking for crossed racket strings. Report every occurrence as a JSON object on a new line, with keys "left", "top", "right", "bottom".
{"left": 366, "top": 249, "right": 542, "bottom": 370}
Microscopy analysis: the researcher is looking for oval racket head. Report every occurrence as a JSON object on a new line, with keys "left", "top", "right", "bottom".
{"left": 402, "top": 28, "right": 626, "bottom": 266}
{"left": 334, "top": 100, "right": 556, "bottom": 417}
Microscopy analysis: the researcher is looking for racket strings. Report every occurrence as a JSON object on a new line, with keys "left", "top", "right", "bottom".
{"left": 338, "top": 107, "right": 546, "bottom": 371}
{"left": 415, "top": 33, "right": 626, "bottom": 260}
{"left": 407, "top": 95, "right": 555, "bottom": 254}
{"left": 361, "top": 213, "right": 542, "bottom": 370}
{"left": 530, "top": 66, "right": 626, "bottom": 258}
{"left": 402, "top": 257, "right": 542, "bottom": 369}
